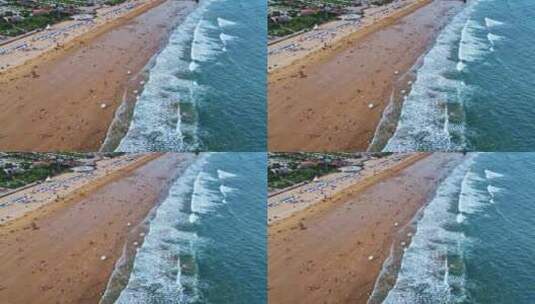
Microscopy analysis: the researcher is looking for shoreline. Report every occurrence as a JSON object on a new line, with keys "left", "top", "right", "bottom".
{"left": 268, "top": 153, "right": 464, "bottom": 304}
{"left": 367, "top": 155, "right": 468, "bottom": 303}
{"left": 268, "top": 0, "right": 464, "bottom": 151}
{"left": 0, "top": 153, "right": 195, "bottom": 304}
{"left": 100, "top": 52, "right": 156, "bottom": 152}
{"left": 99, "top": 154, "right": 196, "bottom": 303}
{"left": 0, "top": 0, "right": 196, "bottom": 151}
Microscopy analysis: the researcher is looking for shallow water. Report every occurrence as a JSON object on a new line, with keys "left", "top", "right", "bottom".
{"left": 376, "top": 153, "right": 535, "bottom": 303}
{"left": 110, "top": 153, "right": 266, "bottom": 303}
{"left": 385, "top": 0, "right": 535, "bottom": 151}
{"left": 117, "top": 0, "right": 266, "bottom": 152}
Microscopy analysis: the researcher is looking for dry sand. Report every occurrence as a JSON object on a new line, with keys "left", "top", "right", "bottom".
{"left": 0, "top": 0, "right": 160, "bottom": 70}
{"left": 268, "top": 0, "right": 419, "bottom": 71}
{"left": 0, "top": 153, "right": 195, "bottom": 304}
{"left": 268, "top": 0, "right": 463, "bottom": 151}
{"left": 268, "top": 153, "right": 418, "bottom": 223}
{"left": 0, "top": 154, "right": 154, "bottom": 223}
{"left": 268, "top": 153, "right": 464, "bottom": 304}
{"left": 0, "top": 0, "right": 196, "bottom": 151}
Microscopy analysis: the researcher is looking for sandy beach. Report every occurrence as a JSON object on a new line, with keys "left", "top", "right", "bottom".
{"left": 0, "top": 153, "right": 195, "bottom": 304}
{"left": 268, "top": 0, "right": 419, "bottom": 71}
{"left": 268, "top": 153, "right": 419, "bottom": 223}
{"left": 268, "top": 0, "right": 463, "bottom": 151}
{"left": 0, "top": 0, "right": 196, "bottom": 151}
{"left": 268, "top": 153, "right": 464, "bottom": 304}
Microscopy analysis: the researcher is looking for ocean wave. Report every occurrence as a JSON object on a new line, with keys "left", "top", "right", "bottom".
{"left": 486, "top": 184, "right": 502, "bottom": 198}
{"left": 486, "top": 32, "right": 504, "bottom": 48}
{"left": 217, "top": 17, "right": 237, "bottom": 28}
{"left": 381, "top": 157, "right": 475, "bottom": 303}
{"left": 220, "top": 32, "right": 238, "bottom": 45}
{"left": 384, "top": 5, "right": 474, "bottom": 151}
{"left": 484, "top": 169, "right": 504, "bottom": 179}
{"left": 484, "top": 17, "right": 504, "bottom": 28}
{"left": 457, "top": 169, "right": 488, "bottom": 222}
{"left": 191, "top": 19, "right": 224, "bottom": 66}
{"left": 116, "top": 0, "right": 221, "bottom": 152}
{"left": 383, "top": 0, "right": 502, "bottom": 151}
{"left": 458, "top": 18, "right": 489, "bottom": 71}
{"left": 219, "top": 184, "right": 236, "bottom": 197}
{"left": 217, "top": 169, "right": 237, "bottom": 180}
{"left": 113, "top": 156, "right": 209, "bottom": 304}
{"left": 191, "top": 171, "right": 223, "bottom": 215}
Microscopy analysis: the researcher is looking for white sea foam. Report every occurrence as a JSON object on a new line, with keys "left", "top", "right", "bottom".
{"left": 381, "top": 156, "right": 478, "bottom": 303}
{"left": 189, "top": 61, "right": 200, "bottom": 72}
{"left": 457, "top": 170, "right": 488, "bottom": 219}
{"left": 486, "top": 184, "right": 502, "bottom": 198}
{"left": 217, "top": 17, "right": 237, "bottom": 28}
{"left": 191, "top": 171, "right": 222, "bottom": 215}
{"left": 484, "top": 17, "right": 504, "bottom": 28}
{"left": 487, "top": 32, "right": 504, "bottom": 47}
{"left": 217, "top": 169, "right": 237, "bottom": 180}
{"left": 384, "top": 6, "right": 473, "bottom": 151}
{"left": 191, "top": 19, "right": 224, "bottom": 65}
{"left": 458, "top": 19, "right": 489, "bottom": 70}
{"left": 114, "top": 156, "right": 209, "bottom": 303}
{"left": 219, "top": 184, "right": 236, "bottom": 197}
{"left": 384, "top": 1, "right": 494, "bottom": 152}
{"left": 484, "top": 169, "right": 504, "bottom": 179}
{"left": 189, "top": 213, "right": 200, "bottom": 223}
{"left": 220, "top": 32, "right": 237, "bottom": 46}
{"left": 117, "top": 0, "right": 219, "bottom": 152}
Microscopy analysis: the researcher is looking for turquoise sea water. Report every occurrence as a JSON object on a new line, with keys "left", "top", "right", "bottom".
{"left": 112, "top": 153, "right": 266, "bottom": 303}
{"left": 377, "top": 153, "right": 535, "bottom": 303}
{"left": 117, "top": 0, "right": 266, "bottom": 152}
{"left": 385, "top": 0, "right": 535, "bottom": 151}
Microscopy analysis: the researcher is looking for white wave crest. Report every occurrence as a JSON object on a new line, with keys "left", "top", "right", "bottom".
{"left": 217, "top": 169, "right": 237, "bottom": 180}
{"left": 484, "top": 169, "right": 504, "bottom": 179}
{"left": 217, "top": 17, "right": 237, "bottom": 28}
{"left": 484, "top": 17, "right": 504, "bottom": 28}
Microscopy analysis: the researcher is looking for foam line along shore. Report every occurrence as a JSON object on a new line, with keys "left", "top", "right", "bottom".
{"left": 0, "top": 0, "right": 266, "bottom": 152}
{"left": 371, "top": 153, "right": 535, "bottom": 303}
{"left": 379, "top": 0, "right": 535, "bottom": 151}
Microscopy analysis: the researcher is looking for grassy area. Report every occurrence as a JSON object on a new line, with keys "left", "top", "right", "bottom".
{"left": 268, "top": 164, "right": 338, "bottom": 189}
{"left": 0, "top": 163, "right": 69, "bottom": 189}
{"left": 105, "top": 0, "right": 128, "bottom": 5}
{"left": 268, "top": 11, "right": 338, "bottom": 37}
{"left": 0, "top": 11, "right": 70, "bottom": 37}
{"left": 0, "top": 0, "right": 129, "bottom": 37}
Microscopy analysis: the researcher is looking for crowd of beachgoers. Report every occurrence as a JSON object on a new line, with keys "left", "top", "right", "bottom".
{"left": 0, "top": 0, "right": 145, "bottom": 70}
{"left": 0, "top": 154, "right": 144, "bottom": 223}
